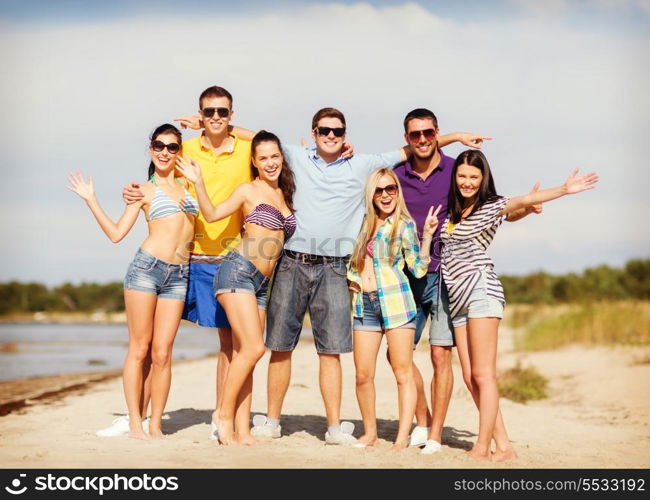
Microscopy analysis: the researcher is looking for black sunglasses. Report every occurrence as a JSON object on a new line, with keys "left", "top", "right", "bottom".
{"left": 151, "top": 140, "right": 181, "bottom": 154}
{"left": 374, "top": 184, "right": 398, "bottom": 197}
{"left": 315, "top": 126, "right": 346, "bottom": 138}
{"left": 201, "top": 107, "right": 230, "bottom": 119}
{"left": 407, "top": 128, "right": 437, "bottom": 142}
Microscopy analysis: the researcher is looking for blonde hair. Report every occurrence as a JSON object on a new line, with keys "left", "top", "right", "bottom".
{"left": 350, "top": 168, "right": 414, "bottom": 273}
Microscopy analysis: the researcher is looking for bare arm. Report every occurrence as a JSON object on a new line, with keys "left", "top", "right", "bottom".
{"left": 175, "top": 156, "right": 247, "bottom": 222}
{"left": 438, "top": 132, "right": 493, "bottom": 149}
{"left": 505, "top": 182, "right": 543, "bottom": 222}
{"left": 67, "top": 172, "right": 142, "bottom": 243}
{"left": 500, "top": 169, "right": 599, "bottom": 216}
{"left": 173, "top": 112, "right": 256, "bottom": 140}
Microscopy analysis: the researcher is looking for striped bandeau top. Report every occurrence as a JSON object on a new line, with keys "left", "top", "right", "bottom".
{"left": 243, "top": 203, "right": 296, "bottom": 238}
{"left": 148, "top": 176, "right": 199, "bottom": 221}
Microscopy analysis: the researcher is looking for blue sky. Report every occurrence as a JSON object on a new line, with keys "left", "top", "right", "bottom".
{"left": 1, "top": 0, "right": 648, "bottom": 285}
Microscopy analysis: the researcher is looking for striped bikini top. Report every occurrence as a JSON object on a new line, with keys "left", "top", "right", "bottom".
{"left": 243, "top": 203, "right": 296, "bottom": 238}
{"left": 148, "top": 176, "right": 200, "bottom": 221}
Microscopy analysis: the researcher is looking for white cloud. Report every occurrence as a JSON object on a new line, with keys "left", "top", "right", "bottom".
{"left": 0, "top": 2, "right": 648, "bottom": 284}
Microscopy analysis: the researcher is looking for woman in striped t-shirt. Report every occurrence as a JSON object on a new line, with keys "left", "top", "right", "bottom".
{"left": 441, "top": 150, "right": 598, "bottom": 461}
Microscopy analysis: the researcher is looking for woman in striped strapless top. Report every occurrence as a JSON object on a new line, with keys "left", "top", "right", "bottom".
{"left": 176, "top": 130, "right": 296, "bottom": 445}
{"left": 67, "top": 124, "right": 197, "bottom": 440}
{"left": 441, "top": 149, "right": 599, "bottom": 461}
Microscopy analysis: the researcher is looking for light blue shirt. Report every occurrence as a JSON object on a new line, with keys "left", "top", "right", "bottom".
{"left": 282, "top": 145, "right": 402, "bottom": 257}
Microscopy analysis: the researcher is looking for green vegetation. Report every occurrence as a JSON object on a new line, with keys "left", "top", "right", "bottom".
{"left": 512, "top": 301, "right": 650, "bottom": 351}
{"left": 497, "top": 363, "right": 548, "bottom": 403}
{"left": 501, "top": 258, "right": 650, "bottom": 304}
{"left": 0, "top": 281, "right": 124, "bottom": 315}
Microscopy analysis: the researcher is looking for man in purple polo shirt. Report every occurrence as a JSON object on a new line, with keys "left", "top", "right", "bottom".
{"left": 394, "top": 108, "right": 539, "bottom": 454}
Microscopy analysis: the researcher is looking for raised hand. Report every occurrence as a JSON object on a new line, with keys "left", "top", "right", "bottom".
{"left": 565, "top": 168, "right": 599, "bottom": 194}
{"left": 175, "top": 155, "right": 202, "bottom": 184}
{"left": 458, "top": 133, "right": 493, "bottom": 149}
{"left": 66, "top": 171, "right": 95, "bottom": 201}
{"left": 528, "top": 182, "right": 543, "bottom": 214}
{"left": 174, "top": 113, "right": 201, "bottom": 130}
{"left": 423, "top": 204, "right": 442, "bottom": 237}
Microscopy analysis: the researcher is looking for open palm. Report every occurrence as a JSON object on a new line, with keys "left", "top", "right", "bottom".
{"left": 175, "top": 155, "right": 202, "bottom": 183}
{"left": 566, "top": 168, "right": 599, "bottom": 194}
{"left": 66, "top": 171, "right": 95, "bottom": 201}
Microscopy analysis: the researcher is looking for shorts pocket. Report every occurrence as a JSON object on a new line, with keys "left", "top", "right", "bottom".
{"left": 133, "top": 254, "right": 156, "bottom": 272}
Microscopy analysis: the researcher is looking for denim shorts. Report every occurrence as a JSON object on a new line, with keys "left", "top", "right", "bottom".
{"left": 451, "top": 272, "right": 504, "bottom": 327}
{"left": 353, "top": 291, "right": 416, "bottom": 333}
{"left": 124, "top": 247, "right": 189, "bottom": 301}
{"left": 182, "top": 260, "right": 230, "bottom": 329}
{"left": 266, "top": 253, "right": 352, "bottom": 354}
{"left": 214, "top": 251, "right": 270, "bottom": 309}
{"left": 407, "top": 270, "right": 455, "bottom": 347}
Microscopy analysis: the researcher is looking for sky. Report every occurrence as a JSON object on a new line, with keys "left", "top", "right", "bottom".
{"left": 0, "top": 0, "right": 648, "bottom": 286}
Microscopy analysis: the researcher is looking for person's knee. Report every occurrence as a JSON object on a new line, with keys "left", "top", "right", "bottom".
{"left": 392, "top": 366, "right": 413, "bottom": 386}
{"left": 355, "top": 369, "right": 374, "bottom": 387}
{"left": 129, "top": 342, "right": 151, "bottom": 363}
{"left": 243, "top": 342, "right": 266, "bottom": 363}
{"left": 151, "top": 346, "right": 172, "bottom": 367}
{"left": 431, "top": 346, "right": 452, "bottom": 371}
{"left": 218, "top": 328, "right": 233, "bottom": 352}
{"left": 269, "top": 349, "right": 292, "bottom": 364}
{"left": 471, "top": 370, "right": 496, "bottom": 387}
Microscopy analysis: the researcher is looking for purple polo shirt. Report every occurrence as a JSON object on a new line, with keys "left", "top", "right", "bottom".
{"left": 394, "top": 149, "right": 455, "bottom": 272}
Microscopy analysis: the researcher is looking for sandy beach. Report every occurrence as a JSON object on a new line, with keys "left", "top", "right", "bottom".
{"left": 1, "top": 325, "right": 649, "bottom": 469}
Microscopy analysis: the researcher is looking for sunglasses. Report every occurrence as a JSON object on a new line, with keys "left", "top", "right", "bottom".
{"left": 407, "top": 128, "right": 437, "bottom": 142}
{"left": 315, "top": 126, "right": 346, "bottom": 138}
{"left": 201, "top": 107, "right": 230, "bottom": 119}
{"left": 374, "top": 184, "right": 398, "bottom": 197}
{"left": 151, "top": 140, "right": 181, "bottom": 154}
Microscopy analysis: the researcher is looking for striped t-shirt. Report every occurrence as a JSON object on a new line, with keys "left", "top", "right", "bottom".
{"left": 440, "top": 196, "right": 509, "bottom": 318}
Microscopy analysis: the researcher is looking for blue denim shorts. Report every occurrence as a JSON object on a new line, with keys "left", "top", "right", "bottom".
{"left": 451, "top": 271, "right": 504, "bottom": 327}
{"left": 214, "top": 251, "right": 270, "bottom": 309}
{"left": 353, "top": 291, "right": 416, "bottom": 333}
{"left": 123, "top": 247, "right": 188, "bottom": 301}
{"left": 266, "top": 253, "right": 352, "bottom": 354}
{"left": 182, "top": 260, "right": 230, "bottom": 329}
{"left": 407, "top": 270, "right": 455, "bottom": 347}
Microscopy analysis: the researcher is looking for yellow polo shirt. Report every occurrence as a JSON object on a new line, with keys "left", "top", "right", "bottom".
{"left": 183, "top": 133, "right": 252, "bottom": 256}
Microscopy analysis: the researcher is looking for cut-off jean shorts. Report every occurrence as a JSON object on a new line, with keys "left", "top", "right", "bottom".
{"left": 123, "top": 247, "right": 189, "bottom": 301}
{"left": 213, "top": 251, "right": 270, "bottom": 309}
{"left": 451, "top": 271, "right": 504, "bottom": 327}
{"left": 353, "top": 291, "right": 416, "bottom": 333}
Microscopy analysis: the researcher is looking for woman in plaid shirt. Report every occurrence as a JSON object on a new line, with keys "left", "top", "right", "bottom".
{"left": 348, "top": 168, "right": 439, "bottom": 450}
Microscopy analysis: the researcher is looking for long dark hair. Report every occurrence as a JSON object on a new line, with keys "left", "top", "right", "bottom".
{"left": 147, "top": 124, "right": 182, "bottom": 178}
{"left": 251, "top": 130, "right": 296, "bottom": 213}
{"left": 448, "top": 150, "right": 500, "bottom": 223}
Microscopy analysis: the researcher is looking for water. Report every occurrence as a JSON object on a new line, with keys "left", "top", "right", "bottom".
{"left": 0, "top": 322, "right": 219, "bottom": 381}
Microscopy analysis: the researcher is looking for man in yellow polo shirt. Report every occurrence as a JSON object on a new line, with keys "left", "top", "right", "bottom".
{"left": 123, "top": 85, "right": 252, "bottom": 441}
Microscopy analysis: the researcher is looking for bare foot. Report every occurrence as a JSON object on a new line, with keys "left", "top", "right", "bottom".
{"left": 214, "top": 419, "right": 236, "bottom": 445}
{"left": 390, "top": 440, "right": 408, "bottom": 452}
{"left": 466, "top": 447, "right": 491, "bottom": 461}
{"left": 148, "top": 427, "right": 164, "bottom": 439}
{"left": 128, "top": 430, "right": 150, "bottom": 440}
{"left": 356, "top": 434, "right": 378, "bottom": 447}
{"left": 491, "top": 447, "right": 518, "bottom": 462}
{"left": 237, "top": 434, "right": 262, "bottom": 446}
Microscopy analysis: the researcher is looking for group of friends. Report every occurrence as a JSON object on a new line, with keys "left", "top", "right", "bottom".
{"left": 68, "top": 85, "right": 598, "bottom": 461}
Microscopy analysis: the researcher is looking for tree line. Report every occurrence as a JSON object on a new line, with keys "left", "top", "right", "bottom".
{"left": 0, "top": 258, "right": 648, "bottom": 314}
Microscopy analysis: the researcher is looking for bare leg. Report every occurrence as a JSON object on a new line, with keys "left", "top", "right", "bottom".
{"left": 148, "top": 298, "right": 184, "bottom": 438}
{"left": 412, "top": 362, "right": 431, "bottom": 427}
{"left": 123, "top": 290, "right": 156, "bottom": 440}
{"left": 235, "top": 308, "right": 267, "bottom": 445}
{"left": 386, "top": 328, "right": 417, "bottom": 450}
{"left": 455, "top": 324, "right": 517, "bottom": 461}
{"left": 319, "top": 353, "right": 342, "bottom": 428}
{"left": 353, "top": 330, "right": 382, "bottom": 446}
{"left": 428, "top": 345, "right": 453, "bottom": 444}
{"left": 215, "top": 293, "right": 266, "bottom": 445}
{"left": 267, "top": 350, "right": 292, "bottom": 420}
{"left": 466, "top": 317, "right": 500, "bottom": 460}
{"left": 213, "top": 327, "right": 233, "bottom": 425}
{"left": 140, "top": 351, "right": 152, "bottom": 418}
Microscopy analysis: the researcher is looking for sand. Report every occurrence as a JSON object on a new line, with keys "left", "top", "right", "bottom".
{"left": 1, "top": 326, "right": 649, "bottom": 469}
